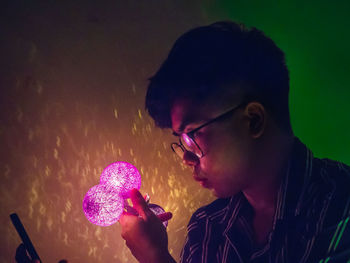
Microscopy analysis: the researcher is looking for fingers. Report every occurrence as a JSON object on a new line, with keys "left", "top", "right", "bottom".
{"left": 130, "top": 188, "right": 151, "bottom": 220}
{"left": 143, "top": 193, "right": 150, "bottom": 203}
{"left": 124, "top": 204, "right": 139, "bottom": 216}
{"left": 119, "top": 211, "right": 137, "bottom": 225}
{"left": 128, "top": 189, "right": 173, "bottom": 223}
{"left": 119, "top": 211, "right": 143, "bottom": 241}
{"left": 157, "top": 212, "right": 172, "bottom": 222}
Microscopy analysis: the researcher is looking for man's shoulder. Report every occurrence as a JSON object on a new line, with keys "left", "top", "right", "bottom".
{"left": 304, "top": 157, "right": 350, "bottom": 261}
{"left": 312, "top": 157, "right": 350, "bottom": 191}
{"left": 305, "top": 156, "right": 350, "bottom": 209}
{"left": 316, "top": 157, "right": 350, "bottom": 173}
{"left": 305, "top": 156, "right": 350, "bottom": 226}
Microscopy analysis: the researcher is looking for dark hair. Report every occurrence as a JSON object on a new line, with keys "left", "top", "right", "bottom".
{"left": 145, "top": 20, "right": 291, "bottom": 132}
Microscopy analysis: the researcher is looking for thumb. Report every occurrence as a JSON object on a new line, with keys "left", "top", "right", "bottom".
{"left": 158, "top": 212, "right": 173, "bottom": 222}
{"left": 130, "top": 188, "right": 152, "bottom": 220}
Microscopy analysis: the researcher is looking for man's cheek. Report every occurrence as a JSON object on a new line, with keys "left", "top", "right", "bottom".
{"left": 203, "top": 154, "right": 227, "bottom": 173}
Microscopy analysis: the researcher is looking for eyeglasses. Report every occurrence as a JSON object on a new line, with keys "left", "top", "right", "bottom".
{"left": 171, "top": 102, "right": 245, "bottom": 159}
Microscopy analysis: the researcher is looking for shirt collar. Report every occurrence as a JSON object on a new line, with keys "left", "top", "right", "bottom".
{"left": 221, "top": 136, "right": 314, "bottom": 255}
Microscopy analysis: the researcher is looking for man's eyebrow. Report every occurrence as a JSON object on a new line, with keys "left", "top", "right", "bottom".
{"left": 171, "top": 117, "right": 199, "bottom": 137}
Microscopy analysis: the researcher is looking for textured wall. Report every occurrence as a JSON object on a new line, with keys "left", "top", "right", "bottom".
{"left": 0, "top": 1, "right": 213, "bottom": 262}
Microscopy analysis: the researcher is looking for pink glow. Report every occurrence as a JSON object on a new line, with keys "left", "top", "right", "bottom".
{"left": 83, "top": 161, "right": 169, "bottom": 228}
{"left": 82, "top": 184, "right": 124, "bottom": 226}
{"left": 99, "top": 162, "right": 141, "bottom": 198}
{"left": 182, "top": 134, "right": 192, "bottom": 146}
{"left": 83, "top": 161, "right": 142, "bottom": 226}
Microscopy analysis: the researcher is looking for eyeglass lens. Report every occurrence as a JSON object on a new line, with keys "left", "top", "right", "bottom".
{"left": 171, "top": 143, "right": 185, "bottom": 158}
{"left": 180, "top": 134, "right": 202, "bottom": 157}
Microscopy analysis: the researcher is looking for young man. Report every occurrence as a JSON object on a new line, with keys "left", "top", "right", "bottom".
{"left": 119, "top": 21, "right": 350, "bottom": 263}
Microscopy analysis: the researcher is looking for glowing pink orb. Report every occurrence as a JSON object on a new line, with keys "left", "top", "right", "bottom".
{"left": 99, "top": 162, "right": 141, "bottom": 198}
{"left": 82, "top": 184, "right": 124, "bottom": 226}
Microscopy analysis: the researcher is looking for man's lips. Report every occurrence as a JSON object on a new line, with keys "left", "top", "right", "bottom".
{"left": 193, "top": 176, "right": 208, "bottom": 182}
{"left": 193, "top": 174, "right": 210, "bottom": 187}
{"left": 199, "top": 180, "right": 210, "bottom": 188}
{"left": 193, "top": 174, "right": 206, "bottom": 182}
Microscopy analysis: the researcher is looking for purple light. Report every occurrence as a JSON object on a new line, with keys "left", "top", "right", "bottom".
{"left": 99, "top": 162, "right": 141, "bottom": 198}
{"left": 82, "top": 184, "right": 124, "bottom": 226}
{"left": 83, "top": 161, "right": 168, "bottom": 228}
{"left": 148, "top": 203, "right": 168, "bottom": 228}
{"left": 182, "top": 134, "right": 192, "bottom": 145}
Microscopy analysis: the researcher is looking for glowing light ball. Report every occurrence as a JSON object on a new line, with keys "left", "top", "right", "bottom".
{"left": 83, "top": 184, "right": 124, "bottom": 226}
{"left": 83, "top": 161, "right": 168, "bottom": 228}
{"left": 100, "top": 162, "right": 141, "bottom": 198}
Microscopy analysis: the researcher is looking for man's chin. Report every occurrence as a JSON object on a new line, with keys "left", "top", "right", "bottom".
{"left": 211, "top": 188, "right": 225, "bottom": 198}
{"left": 212, "top": 188, "right": 238, "bottom": 199}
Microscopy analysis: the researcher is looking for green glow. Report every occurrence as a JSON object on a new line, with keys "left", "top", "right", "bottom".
{"left": 334, "top": 217, "right": 349, "bottom": 251}
{"left": 203, "top": 1, "right": 350, "bottom": 165}
{"left": 324, "top": 257, "right": 330, "bottom": 263}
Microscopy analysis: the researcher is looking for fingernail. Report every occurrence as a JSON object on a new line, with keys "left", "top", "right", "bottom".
{"left": 144, "top": 193, "right": 150, "bottom": 203}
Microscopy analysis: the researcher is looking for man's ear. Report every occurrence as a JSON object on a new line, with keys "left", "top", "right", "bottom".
{"left": 244, "top": 102, "right": 266, "bottom": 139}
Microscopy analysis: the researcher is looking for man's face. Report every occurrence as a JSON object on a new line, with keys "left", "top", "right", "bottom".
{"left": 171, "top": 98, "right": 260, "bottom": 198}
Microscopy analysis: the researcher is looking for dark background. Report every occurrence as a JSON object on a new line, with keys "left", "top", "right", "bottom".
{"left": 1, "top": 1, "right": 349, "bottom": 262}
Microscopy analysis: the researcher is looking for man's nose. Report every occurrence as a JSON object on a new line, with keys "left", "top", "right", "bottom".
{"left": 182, "top": 150, "right": 199, "bottom": 166}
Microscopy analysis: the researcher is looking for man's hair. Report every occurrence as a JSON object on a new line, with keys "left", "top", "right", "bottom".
{"left": 145, "top": 21, "right": 292, "bottom": 132}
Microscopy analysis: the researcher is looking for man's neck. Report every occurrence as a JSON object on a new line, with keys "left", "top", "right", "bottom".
{"left": 242, "top": 133, "right": 294, "bottom": 245}
{"left": 243, "top": 133, "right": 294, "bottom": 214}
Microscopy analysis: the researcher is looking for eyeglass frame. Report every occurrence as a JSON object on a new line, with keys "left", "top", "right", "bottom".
{"left": 171, "top": 101, "right": 247, "bottom": 159}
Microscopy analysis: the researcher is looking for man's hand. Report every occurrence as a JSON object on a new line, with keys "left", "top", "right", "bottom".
{"left": 15, "top": 243, "right": 68, "bottom": 263}
{"left": 15, "top": 243, "right": 40, "bottom": 263}
{"left": 119, "top": 189, "right": 175, "bottom": 263}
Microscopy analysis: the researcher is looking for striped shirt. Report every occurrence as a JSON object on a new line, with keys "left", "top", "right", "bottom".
{"left": 180, "top": 137, "right": 350, "bottom": 263}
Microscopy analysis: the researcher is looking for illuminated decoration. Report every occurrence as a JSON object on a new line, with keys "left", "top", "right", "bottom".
{"left": 83, "top": 161, "right": 168, "bottom": 228}
{"left": 100, "top": 161, "right": 141, "bottom": 198}
{"left": 82, "top": 184, "right": 124, "bottom": 226}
